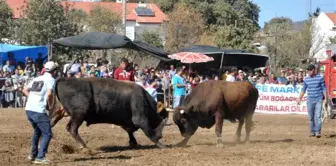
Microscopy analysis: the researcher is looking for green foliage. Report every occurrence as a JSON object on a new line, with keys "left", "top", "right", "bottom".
{"left": 329, "top": 36, "right": 336, "bottom": 44}
{"left": 87, "top": 5, "right": 122, "bottom": 33}
{"left": 0, "top": 0, "right": 13, "bottom": 42}
{"left": 140, "top": 30, "right": 163, "bottom": 48}
{"left": 165, "top": 3, "right": 205, "bottom": 53}
{"left": 159, "top": 0, "right": 260, "bottom": 52}
{"left": 9, "top": 0, "right": 84, "bottom": 63}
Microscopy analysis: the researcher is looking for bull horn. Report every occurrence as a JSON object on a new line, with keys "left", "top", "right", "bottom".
{"left": 157, "top": 102, "right": 164, "bottom": 113}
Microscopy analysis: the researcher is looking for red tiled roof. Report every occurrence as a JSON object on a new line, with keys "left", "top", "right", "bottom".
{"left": 326, "top": 13, "right": 336, "bottom": 24}
{"left": 6, "top": 0, "right": 167, "bottom": 24}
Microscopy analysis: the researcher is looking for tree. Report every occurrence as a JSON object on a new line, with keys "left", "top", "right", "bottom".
{"left": 68, "top": 8, "right": 87, "bottom": 25}
{"left": 0, "top": 0, "right": 13, "bottom": 42}
{"left": 329, "top": 36, "right": 336, "bottom": 44}
{"left": 87, "top": 5, "right": 122, "bottom": 33}
{"left": 11, "top": 0, "right": 84, "bottom": 62}
{"left": 140, "top": 30, "right": 163, "bottom": 48}
{"left": 165, "top": 3, "right": 205, "bottom": 52}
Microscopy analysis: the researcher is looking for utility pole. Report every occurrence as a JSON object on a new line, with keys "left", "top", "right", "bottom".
{"left": 122, "top": 0, "right": 126, "bottom": 36}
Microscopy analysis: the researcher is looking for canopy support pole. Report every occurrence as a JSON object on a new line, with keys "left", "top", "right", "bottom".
{"left": 219, "top": 52, "right": 224, "bottom": 69}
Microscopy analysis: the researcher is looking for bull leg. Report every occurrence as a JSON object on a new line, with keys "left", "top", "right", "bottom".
{"left": 244, "top": 113, "right": 254, "bottom": 143}
{"left": 121, "top": 126, "right": 139, "bottom": 148}
{"left": 66, "top": 118, "right": 87, "bottom": 149}
{"left": 235, "top": 118, "right": 245, "bottom": 143}
{"left": 215, "top": 112, "right": 224, "bottom": 148}
{"left": 176, "top": 136, "right": 191, "bottom": 147}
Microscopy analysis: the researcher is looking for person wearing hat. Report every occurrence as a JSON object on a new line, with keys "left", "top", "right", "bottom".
{"left": 21, "top": 61, "right": 59, "bottom": 164}
{"left": 298, "top": 64, "right": 327, "bottom": 138}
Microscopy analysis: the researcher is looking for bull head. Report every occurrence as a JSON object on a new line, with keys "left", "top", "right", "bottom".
{"left": 173, "top": 106, "right": 198, "bottom": 138}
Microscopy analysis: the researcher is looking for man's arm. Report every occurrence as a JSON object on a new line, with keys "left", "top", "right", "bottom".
{"left": 298, "top": 80, "right": 307, "bottom": 104}
{"left": 113, "top": 69, "right": 119, "bottom": 80}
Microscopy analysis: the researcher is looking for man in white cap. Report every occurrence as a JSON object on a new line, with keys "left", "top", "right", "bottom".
{"left": 21, "top": 61, "right": 59, "bottom": 164}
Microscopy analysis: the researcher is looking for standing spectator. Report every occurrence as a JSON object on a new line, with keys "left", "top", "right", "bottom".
{"left": 113, "top": 58, "right": 135, "bottom": 81}
{"left": 226, "top": 67, "right": 237, "bottom": 82}
{"left": 70, "top": 60, "right": 81, "bottom": 76}
{"left": 297, "top": 64, "right": 327, "bottom": 138}
{"left": 172, "top": 67, "right": 186, "bottom": 108}
{"left": 3, "top": 60, "right": 14, "bottom": 73}
{"left": 169, "top": 65, "right": 176, "bottom": 80}
{"left": 277, "top": 71, "right": 288, "bottom": 85}
{"left": 22, "top": 61, "right": 59, "bottom": 164}
{"left": 236, "top": 70, "right": 246, "bottom": 81}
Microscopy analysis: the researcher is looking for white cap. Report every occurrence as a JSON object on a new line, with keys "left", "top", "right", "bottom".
{"left": 44, "top": 61, "right": 59, "bottom": 72}
{"left": 238, "top": 70, "right": 243, "bottom": 73}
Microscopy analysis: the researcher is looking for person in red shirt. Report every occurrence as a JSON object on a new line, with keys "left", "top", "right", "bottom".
{"left": 113, "top": 58, "right": 135, "bottom": 81}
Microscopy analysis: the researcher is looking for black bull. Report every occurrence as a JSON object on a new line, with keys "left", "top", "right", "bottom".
{"left": 48, "top": 77, "right": 168, "bottom": 150}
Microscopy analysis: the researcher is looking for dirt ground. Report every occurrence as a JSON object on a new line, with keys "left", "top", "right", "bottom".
{"left": 0, "top": 109, "right": 335, "bottom": 166}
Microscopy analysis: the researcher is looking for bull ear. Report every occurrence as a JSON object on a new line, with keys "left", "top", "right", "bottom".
{"left": 157, "top": 102, "right": 164, "bottom": 113}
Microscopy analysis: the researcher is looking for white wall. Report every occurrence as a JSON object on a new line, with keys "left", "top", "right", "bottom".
{"left": 124, "top": 20, "right": 165, "bottom": 44}
{"left": 310, "top": 13, "right": 336, "bottom": 61}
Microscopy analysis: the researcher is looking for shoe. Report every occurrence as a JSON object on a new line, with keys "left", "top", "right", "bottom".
{"left": 33, "top": 158, "right": 51, "bottom": 165}
{"left": 27, "top": 155, "right": 35, "bottom": 161}
{"left": 316, "top": 134, "right": 321, "bottom": 138}
{"left": 309, "top": 133, "right": 315, "bottom": 137}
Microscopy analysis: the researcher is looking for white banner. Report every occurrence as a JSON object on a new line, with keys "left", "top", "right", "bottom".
{"left": 255, "top": 83, "right": 308, "bottom": 115}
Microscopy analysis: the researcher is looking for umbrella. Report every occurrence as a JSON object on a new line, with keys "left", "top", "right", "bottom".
{"left": 168, "top": 52, "right": 214, "bottom": 64}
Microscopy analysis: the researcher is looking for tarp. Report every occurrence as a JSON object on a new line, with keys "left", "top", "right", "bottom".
{"left": 0, "top": 44, "right": 48, "bottom": 66}
{"left": 52, "top": 32, "right": 173, "bottom": 61}
{"left": 179, "top": 45, "right": 269, "bottom": 69}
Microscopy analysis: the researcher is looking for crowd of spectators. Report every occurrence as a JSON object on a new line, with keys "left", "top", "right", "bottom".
{"left": 0, "top": 56, "right": 311, "bottom": 109}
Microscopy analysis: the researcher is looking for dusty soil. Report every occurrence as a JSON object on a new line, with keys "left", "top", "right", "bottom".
{"left": 0, "top": 109, "right": 335, "bottom": 166}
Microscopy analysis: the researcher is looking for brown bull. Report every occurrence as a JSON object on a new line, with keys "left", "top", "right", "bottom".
{"left": 173, "top": 80, "right": 259, "bottom": 147}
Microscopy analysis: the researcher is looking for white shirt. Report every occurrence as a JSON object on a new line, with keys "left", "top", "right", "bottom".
{"left": 25, "top": 73, "right": 56, "bottom": 113}
{"left": 226, "top": 74, "right": 236, "bottom": 82}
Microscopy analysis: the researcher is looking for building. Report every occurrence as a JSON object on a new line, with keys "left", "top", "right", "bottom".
{"left": 6, "top": 0, "right": 168, "bottom": 43}
{"left": 310, "top": 12, "right": 336, "bottom": 61}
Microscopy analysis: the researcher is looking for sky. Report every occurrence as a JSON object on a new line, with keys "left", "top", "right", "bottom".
{"left": 254, "top": 0, "right": 336, "bottom": 27}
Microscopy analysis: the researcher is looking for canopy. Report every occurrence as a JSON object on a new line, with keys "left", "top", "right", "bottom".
{"left": 180, "top": 45, "right": 269, "bottom": 69}
{"left": 52, "top": 32, "right": 173, "bottom": 61}
{"left": 0, "top": 44, "right": 48, "bottom": 66}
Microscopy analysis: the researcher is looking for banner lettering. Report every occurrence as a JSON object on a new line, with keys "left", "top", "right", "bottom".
{"left": 255, "top": 83, "right": 307, "bottom": 115}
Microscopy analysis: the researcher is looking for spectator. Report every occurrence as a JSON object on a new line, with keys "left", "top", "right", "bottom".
{"left": 226, "top": 67, "right": 237, "bottom": 82}
{"left": 236, "top": 70, "right": 246, "bottom": 81}
{"left": 113, "top": 58, "right": 135, "bottom": 81}
{"left": 3, "top": 60, "right": 14, "bottom": 73}
{"left": 70, "top": 59, "right": 81, "bottom": 75}
{"left": 277, "top": 71, "right": 288, "bottom": 85}
{"left": 172, "top": 67, "right": 186, "bottom": 108}
{"left": 169, "top": 65, "right": 176, "bottom": 80}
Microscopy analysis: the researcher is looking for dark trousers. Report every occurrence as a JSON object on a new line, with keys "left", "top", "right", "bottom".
{"left": 25, "top": 111, "right": 52, "bottom": 159}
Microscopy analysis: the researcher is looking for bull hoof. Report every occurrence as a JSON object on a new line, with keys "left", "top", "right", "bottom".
{"left": 216, "top": 143, "right": 224, "bottom": 148}
{"left": 175, "top": 142, "right": 186, "bottom": 147}
{"left": 129, "top": 142, "right": 139, "bottom": 149}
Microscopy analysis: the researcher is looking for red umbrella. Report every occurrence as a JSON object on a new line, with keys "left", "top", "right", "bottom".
{"left": 168, "top": 52, "right": 214, "bottom": 63}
